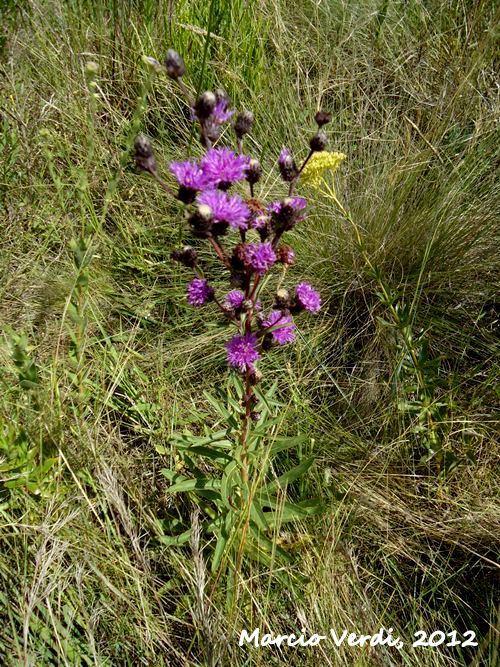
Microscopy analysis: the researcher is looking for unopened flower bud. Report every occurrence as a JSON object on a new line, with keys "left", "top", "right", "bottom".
{"left": 164, "top": 49, "right": 186, "bottom": 79}
{"left": 194, "top": 91, "right": 216, "bottom": 120}
{"left": 314, "top": 111, "right": 332, "bottom": 127}
{"left": 215, "top": 88, "right": 229, "bottom": 104}
{"left": 275, "top": 288, "right": 291, "bottom": 309}
{"left": 278, "top": 148, "right": 299, "bottom": 182}
{"left": 142, "top": 55, "right": 161, "bottom": 70}
{"left": 249, "top": 368, "right": 263, "bottom": 386}
{"left": 171, "top": 246, "right": 198, "bottom": 268}
{"left": 203, "top": 120, "right": 221, "bottom": 145}
{"left": 188, "top": 204, "right": 213, "bottom": 238}
{"left": 241, "top": 299, "right": 254, "bottom": 312}
{"left": 309, "top": 131, "right": 328, "bottom": 152}
{"left": 133, "top": 134, "right": 157, "bottom": 173}
{"left": 85, "top": 61, "right": 99, "bottom": 76}
{"left": 277, "top": 244, "right": 296, "bottom": 265}
{"left": 234, "top": 110, "right": 254, "bottom": 139}
{"left": 245, "top": 158, "right": 261, "bottom": 185}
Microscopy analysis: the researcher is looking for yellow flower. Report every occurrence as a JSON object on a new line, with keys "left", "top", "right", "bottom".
{"left": 300, "top": 150, "right": 346, "bottom": 190}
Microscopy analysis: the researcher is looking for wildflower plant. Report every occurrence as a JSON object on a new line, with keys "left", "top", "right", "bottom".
{"left": 133, "top": 50, "right": 329, "bottom": 597}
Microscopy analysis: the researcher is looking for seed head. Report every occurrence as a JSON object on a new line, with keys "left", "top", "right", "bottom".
{"left": 164, "top": 49, "right": 186, "bottom": 79}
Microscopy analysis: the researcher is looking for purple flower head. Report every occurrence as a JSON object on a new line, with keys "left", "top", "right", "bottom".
{"left": 212, "top": 97, "right": 234, "bottom": 124}
{"left": 224, "top": 289, "right": 245, "bottom": 310}
{"left": 243, "top": 242, "right": 277, "bottom": 275}
{"left": 262, "top": 310, "right": 296, "bottom": 344}
{"left": 197, "top": 190, "right": 250, "bottom": 230}
{"left": 186, "top": 278, "right": 215, "bottom": 306}
{"left": 295, "top": 282, "right": 321, "bottom": 313}
{"left": 279, "top": 147, "right": 291, "bottom": 164}
{"left": 268, "top": 196, "right": 307, "bottom": 215}
{"left": 201, "top": 148, "right": 248, "bottom": 188}
{"left": 225, "top": 333, "right": 260, "bottom": 372}
{"left": 169, "top": 160, "right": 208, "bottom": 191}
{"left": 250, "top": 214, "right": 269, "bottom": 230}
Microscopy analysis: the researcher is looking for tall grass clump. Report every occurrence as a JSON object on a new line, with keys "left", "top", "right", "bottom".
{"left": 0, "top": 0, "right": 498, "bottom": 665}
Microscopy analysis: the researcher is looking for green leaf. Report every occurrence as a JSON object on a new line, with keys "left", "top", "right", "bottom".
{"left": 250, "top": 500, "right": 269, "bottom": 531}
{"left": 221, "top": 460, "right": 240, "bottom": 510}
{"left": 181, "top": 445, "right": 232, "bottom": 464}
{"left": 203, "top": 391, "right": 231, "bottom": 419}
{"left": 269, "top": 435, "right": 309, "bottom": 456}
{"left": 211, "top": 511, "right": 236, "bottom": 573}
{"left": 159, "top": 529, "right": 193, "bottom": 546}
{"left": 171, "top": 429, "right": 233, "bottom": 449}
{"left": 166, "top": 476, "right": 222, "bottom": 495}
{"left": 247, "top": 522, "right": 292, "bottom": 564}
{"left": 263, "top": 499, "right": 323, "bottom": 529}
{"left": 265, "top": 457, "right": 315, "bottom": 493}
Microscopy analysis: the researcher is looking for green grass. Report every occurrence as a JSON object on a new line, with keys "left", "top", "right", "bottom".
{"left": 0, "top": 0, "right": 499, "bottom": 665}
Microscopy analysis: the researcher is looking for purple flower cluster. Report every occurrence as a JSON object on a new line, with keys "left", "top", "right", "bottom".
{"left": 201, "top": 148, "right": 248, "bottom": 189}
{"left": 224, "top": 289, "right": 245, "bottom": 309}
{"left": 268, "top": 196, "right": 307, "bottom": 215}
{"left": 170, "top": 147, "right": 248, "bottom": 200}
{"left": 134, "top": 52, "right": 331, "bottom": 377}
{"left": 262, "top": 310, "right": 296, "bottom": 344}
{"left": 243, "top": 242, "right": 276, "bottom": 275}
{"left": 186, "top": 278, "right": 214, "bottom": 306}
{"left": 295, "top": 282, "right": 321, "bottom": 312}
{"left": 170, "top": 160, "right": 209, "bottom": 191}
{"left": 198, "top": 190, "right": 250, "bottom": 230}
{"left": 225, "top": 333, "right": 260, "bottom": 371}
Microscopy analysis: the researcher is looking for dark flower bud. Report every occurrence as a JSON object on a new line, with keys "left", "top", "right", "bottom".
{"left": 211, "top": 221, "right": 230, "bottom": 236}
{"left": 245, "top": 158, "right": 261, "bottom": 185}
{"left": 257, "top": 225, "right": 271, "bottom": 241}
{"left": 177, "top": 186, "right": 197, "bottom": 204}
{"left": 232, "top": 243, "right": 247, "bottom": 267}
{"left": 203, "top": 120, "right": 222, "bottom": 145}
{"left": 309, "top": 131, "right": 328, "bottom": 152}
{"left": 215, "top": 88, "right": 229, "bottom": 104}
{"left": 171, "top": 246, "right": 198, "bottom": 268}
{"left": 314, "top": 111, "right": 332, "bottom": 127}
{"left": 276, "top": 244, "right": 296, "bottom": 265}
{"left": 248, "top": 368, "right": 263, "bottom": 386}
{"left": 261, "top": 333, "right": 274, "bottom": 351}
{"left": 164, "top": 49, "right": 186, "bottom": 79}
{"left": 133, "top": 134, "right": 157, "bottom": 173}
{"left": 241, "top": 299, "right": 254, "bottom": 312}
{"left": 250, "top": 411, "right": 261, "bottom": 422}
{"left": 275, "top": 288, "right": 291, "bottom": 309}
{"left": 229, "top": 270, "right": 245, "bottom": 288}
{"left": 194, "top": 91, "right": 216, "bottom": 120}
{"left": 188, "top": 204, "right": 213, "bottom": 238}
{"left": 278, "top": 148, "right": 299, "bottom": 182}
{"left": 234, "top": 110, "right": 254, "bottom": 139}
